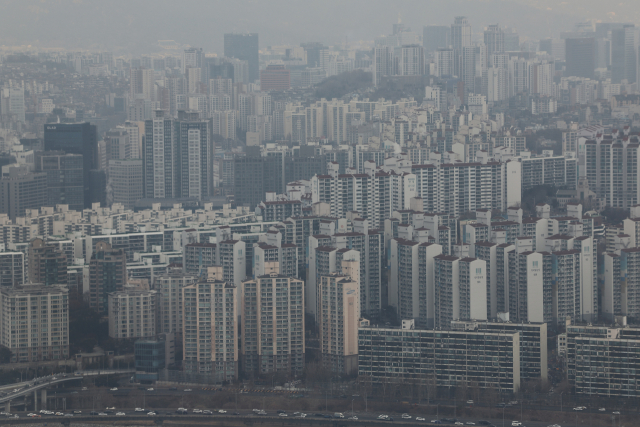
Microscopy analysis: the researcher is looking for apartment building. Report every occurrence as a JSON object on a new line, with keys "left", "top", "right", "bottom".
{"left": 108, "top": 289, "right": 158, "bottom": 339}
{"left": 0, "top": 284, "right": 69, "bottom": 362}
{"left": 317, "top": 270, "right": 360, "bottom": 375}
{"left": 241, "top": 273, "right": 304, "bottom": 378}
{"left": 358, "top": 324, "right": 520, "bottom": 392}
{"left": 89, "top": 242, "right": 126, "bottom": 314}
{"left": 155, "top": 269, "right": 198, "bottom": 336}
{"left": 28, "top": 238, "right": 68, "bottom": 286}
{"left": 567, "top": 323, "right": 640, "bottom": 397}
{"left": 0, "top": 251, "right": 24, "bottom": 288}
{"left": 451, "top": 320, "right": 547, "bottom": 382}
{"left": 182, "top": 270, "right": 238, "bottom": 382}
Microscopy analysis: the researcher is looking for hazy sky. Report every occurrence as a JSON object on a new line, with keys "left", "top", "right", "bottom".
{"left": 0, "top": 0, "right": 638, "bottom": 54}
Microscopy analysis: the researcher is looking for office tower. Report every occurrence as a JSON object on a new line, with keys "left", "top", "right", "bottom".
{"left": 373, "top": 45, "right": 394, "bottom": 86}
{"left": 156, "top": 269, "right": 198, "bottom": 336}
{"left": 504, "top": 28, "right": 520, "bottom": 51}
{"left": 108, "top": 289, "right": 158, "bottom": 339}
{"left": 434, "top": 48, "right": 455, "bottom": 76}
{"left": 28, "top": 238, "right": 68, "bottom": 286}
{"left": 398, "top": 45, "right": 425, "bottom": 76}
{"left": 317, "top": 271, "right": 359, "bottom": 375}
{"left": 143, "top": 110, "right": 176, "bottom": 199}
{"left": 0, "top": 166, "right": 47, "bottom": 220}
{"left": 484, "top": 25, "right": 504, "bottom": 66}
{"left": 224, "top": 33, "right": 259, "bottom": 82}
{"left": 0, "top": 284, "right": 69, "bottom": 362}
{"left": 451, "top": 16, "right": 472, "bottom": 76}
{"left": 358, "top": 324, "right": 520, "bottom": 392}
{"left": 0, "top": 251, "right": 24, "bottom": 288}
{"left": 461, "top": 44, "right": 486, "bottom": 95}
{"left": 611, "top": 25, "right": 637, "bottom": 84}
{"left": 108, "top": 159, "right": 143, "bottom": 209}
{"left": 241, "top": 273, "right": 304, "bottom": 378}
{"left": 434, "top": 255, "right": 487, "bottom": 328}
{"left": 44, "top": 122, "right": 98, "bottom": 208}
{"left": 301, "top": 42, "right": 326, "bottom": 68}
{"left": 89, "top": 242, "right": 126, "bottom": 314}
{"left": 182, "top": 270, "right": 238, "bottom": 380}
{"left": 423, "top": 26, "right": 450, "bottom": 53}
{"left": 182, "top": 47, "right": 204, "bottom": 75}
{"left": 565, "top": 38, "right": 595, "bottom": 79}
{"left": 260, "top": 64, "right": 290, "bottom": 91}
{"left": 130, "top": 68, "right": 156, "bottom": 101}
{"left": 233, "top": 156, "right": 284, "bottom": 209}
{"left": 2, "top": 87, "right": 25, "bottom": 123}
{"left": 105, "top": 129, "right": 131, "bottom": 161}
{"left": 176, "top": 117, "right": 212, "bottom": 200}
{"left": 34, "top": 152, "right": 84, "bottom": 211}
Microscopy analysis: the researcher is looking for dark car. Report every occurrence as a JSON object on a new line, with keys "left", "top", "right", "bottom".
{"left": 169, "top": 387, "right": 177, "bottom": 391}
{"left": 314, "top": 413, "right": 324, "bottom": 417}
{"left": 388, "top": 417, "right": 394, "bottom": 421}
{"left": 324, "top": 415, "right": 332, "bottom": 418}
{"left": 90, "top": 411, "right": 98, "bottom": 415}
{"left": 277, "top": 410, "right": 286, "bottom": 414}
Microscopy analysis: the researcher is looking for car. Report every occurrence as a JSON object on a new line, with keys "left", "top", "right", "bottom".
{"left": 431, "top": 421, "right": 442, "bottom": 424}
{"left": 27, "top": 413, "right": 36, "bottom": 417}
{"left": 106, "top": 407, "right": 115, "bottom": 410}
{"left": 202, "top": 410, "right": 212, "bottom": 415}
{"left": 512, "top": 422, "right": 522, "bottom": 427}
{"left": 573, "top": 407, "right": 582, "bottom": 411}
{"left": 402, "top": 413, "right": 412, "bottom": 419}
{"left": 135, "top": 408, "right": 145, "bottom": 412}
{"left": 98, "top": 412, "right": 108, "bottom": 416}
{"left": 233, "top": 412, "right": 240, "bottom": 415}
{"left": 116, "top": 412, "right": 125, "bottom": 416}
{"left": 455, "top": 423, "right": 464, "bottom": 426}
{"left": 90, "top": 411, "right": 98, "bottom": 415}
{"left": 110, "top": 387, "right": 118, "bottom": 391}
{"left": 169, "top": 387, "right": 177, "bottom": 390}
{"left": 258, "top": 411, "right": 267, "bottom": 415}
{"left": 478, "top": 422, "right": 490, "bottom": 426}
{"left": 184, "top": 388, "right": 192, "bottom": 391}
{"left": 55, "top": 412, "right": 64, "bottom": 416}
{"left": 218, "top": 409, "right": 227, "bottom": 414}
{"left": 334, "top": 412, "right": 345, "bottom": 418}
{"left": 82, "top": 387, "right": 87, "bottom": 390}
{"left": 63, "top": 413, "right": 73, "bottom": 417}
{"left": 73, "top": 411, "right": 82, "bottom": 414}
{"left": 599, "top": 408, "right": 606, "bottom": 412}
{"left": 509, "top": 401, "right": 518, "bottom": 405}
{"left": 388, "top": 418, "right": 395, "bottom": 422}
{"left": 378, "top": 414, "right": 389, "bottom": 419}
{"left": 466, "top": 423, "right": 476, "bottom": 426}
{"left": 467, "top": 400, "right": 474, "bottom": 404}
{"left": 279, "top": 413, "right": 288, "bottom": 417}
{"left": 300, "top": 413, "right": 307, "bottom": 418}
{"left": 252, "top": 409, "right": 260, "bottom": 412}
{"left": 193, "top": 409, "right": 203, "bottom": 414}
{"left": 349, "top": 416, "right": 358, "bottom": 420}
{"left": 277, "top": 410, "right": 286, "bottom": 414}
{"left": 613, "top": 411, "right": 621, "bottom": 415}
{"left": 147, "top": 412, "right": 156, "bottom": 416}
{"left": 51, "top": 377, "right": 57, "bottom": 380}
{"left": 147, "top": 387, "right": 154, "bottom": 391}
{"left": 417, "top": 417, "right": 426, "bottom": 421}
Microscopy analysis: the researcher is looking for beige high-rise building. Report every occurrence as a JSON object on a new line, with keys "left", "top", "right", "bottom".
{"left": 317, "top": 266, "right": 360, "bottom": 375}
{"left": 0, "top": 284, "right": 69, "bottom": 362}
{"left": 241, "top": 272, "right": 305, "bottom": 378}
{"left": 108, "top": 288, "right": 158, "bottom": 339}
{"left": 182, "top": 267, "right": 238, "bottom": 382}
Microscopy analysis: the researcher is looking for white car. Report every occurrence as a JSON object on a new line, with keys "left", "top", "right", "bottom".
{"left": 193, "top": 409, "right": 203, "bottom": 414}
{"left": 98, "top": 412, "right": 107, "bottom": 416}
{"left": 116, "top": 412, "right": 125, "bottom": 416}
{"left": 417, "top": 417, "right": 426, "bottom": 421}
{"left": 184, "top": 388, "right": 192, "bottom": 391}
{"left": 466, "top": 423, "right": 476, "bottom": 426}
{"left": 402, "top": 413, "right": 412, "bottom": 419}
{"left": 599, "top": 408, "right": 606, "bottom": 412}
{"left": 82, "top": 387, "right": 87, "bottom": 390}
{"left": 431, "top": 421, "right": 440, "bottom": 424}
{"left": 218, "top": 409, "right": 227, "bottom": 414}
{"left": 349, "top": 416, "right": 358, "bottom": 420}
{"left": 110, "top": 387, "right": 118, "bottom": 391}
{"left": 135, "top": 408, "right": 145, "bottom": 412}
{"left": 378, "top": 414, "right": 389, "bottom": 419}
{"left": 147, "top": 412, "right": 156, "bottom": 416}
{"left": 64, "top": 414, "right": 73, "bottom": 417}
{"left": 467, "top": 400, "right": 474, "bottom": 404}
{"left": 512, "top": 422, "right": 522, "bottom": 427}
{"left": 106, "top": 407, "right": 115, "bottom": 410}
{"left": 279, "top": 413, "right": 288, "bottom": 417}
{"left": 147, "top": 387, "right": 154, "bottom": 391}
{"left": 613, "top": 411, "right": 621, "bottom": 415}
{"left": 300, "top": 413, "right": 307, "bottom": 418}
{"left": 55, "top": 412, "right": 64, "bottom": 416}
{"left": 455, "top": 423, "right": 464, "bottom": 426}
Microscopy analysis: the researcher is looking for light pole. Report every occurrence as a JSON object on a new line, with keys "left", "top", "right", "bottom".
{"left": 351, "top": 399, "right": 354, "bottom": 415}
{"left": 502, "top": 405, "right": 505, "bottom": 427}
{"left": 561, "top": 392, "right": 563, "bottom": 412}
